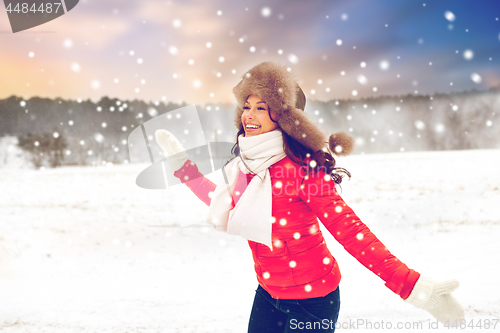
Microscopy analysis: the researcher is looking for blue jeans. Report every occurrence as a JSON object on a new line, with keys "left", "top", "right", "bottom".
{"left": 248, "top": 285, "right": 340, "bottom": 333}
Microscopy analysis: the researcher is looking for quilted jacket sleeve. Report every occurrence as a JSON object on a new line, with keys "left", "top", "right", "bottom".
{"left": 298, "top": 171, "right": 420, "bottom": 300}
{"left": 173, "top": 159, "right": 216, "bottom": 206}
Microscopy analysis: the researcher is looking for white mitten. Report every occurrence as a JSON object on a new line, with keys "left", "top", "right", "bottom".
{"left": 404, "top": 275, "right": 465, "bottom": 325}
{"left": 155, "top": 129, "right": 189, "bottom": 172}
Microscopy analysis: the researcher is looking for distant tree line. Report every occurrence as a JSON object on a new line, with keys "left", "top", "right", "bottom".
{"left": 17, "top": 127, "right": 68, "bottom": 169}
{"left": 0, "top": 88, "right": 499, "bottom": 169}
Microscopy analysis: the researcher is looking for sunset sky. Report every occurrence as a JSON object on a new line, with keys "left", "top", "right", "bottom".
{"left": 1, "top": 0, "right": 499, "bottom": 105}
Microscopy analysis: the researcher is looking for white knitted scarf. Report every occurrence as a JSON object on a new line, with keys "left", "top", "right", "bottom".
{"left": 207, "top": 130, "right": 286, "bottom": 249}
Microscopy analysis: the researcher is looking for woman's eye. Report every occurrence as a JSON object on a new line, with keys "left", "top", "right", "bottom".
{"left": 243, "top": 106, "right": 266, "bottom": 111}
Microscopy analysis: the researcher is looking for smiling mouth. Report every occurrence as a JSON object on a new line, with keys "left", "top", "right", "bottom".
{"left": 245, "top": 124, "right": 261, "bottom": 130}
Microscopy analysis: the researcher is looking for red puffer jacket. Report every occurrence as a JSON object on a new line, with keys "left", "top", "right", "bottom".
{"left": 174, "top": 157, "right": 420, "bottom": 300}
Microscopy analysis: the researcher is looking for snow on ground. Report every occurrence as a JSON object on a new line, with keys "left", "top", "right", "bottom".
{"left": 0, "top": 148, "right": 499, "bottom": 332}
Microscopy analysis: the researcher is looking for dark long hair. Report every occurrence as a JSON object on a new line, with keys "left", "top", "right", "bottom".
{"left": 229, "top": 126, "right": 351, "bottom": 185}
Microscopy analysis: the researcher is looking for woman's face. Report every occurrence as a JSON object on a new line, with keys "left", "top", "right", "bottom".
{"left": 241, "top": 94, "right": 279, "bottom": 137}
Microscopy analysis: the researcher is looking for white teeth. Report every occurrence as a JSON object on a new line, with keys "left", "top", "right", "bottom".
{"left": 246, "top": 124, "right": 260, "bottom": 129}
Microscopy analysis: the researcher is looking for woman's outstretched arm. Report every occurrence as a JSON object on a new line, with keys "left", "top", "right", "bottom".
{"left": 298, "top": 170, "right": 419, "bottom": 299}
{"left": 299, "top": 169, "right": 464, "bottom": 324}
{"left": 155, "top": 129, "right": 216, "bottom": 206}
{"left": 173, "top": 159, "right": 216, "bottom": 206}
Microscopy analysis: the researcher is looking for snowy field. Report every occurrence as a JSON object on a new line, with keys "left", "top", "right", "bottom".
{"left": 1, "top": 148, "right": 499, "bottom": 332}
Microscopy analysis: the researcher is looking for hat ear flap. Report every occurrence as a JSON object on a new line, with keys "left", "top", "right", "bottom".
{"left": 277, "top": 107, "right": 328, "bottom": 152}
{"left": 329, "top": 132, "right": 355, "bottom": 156}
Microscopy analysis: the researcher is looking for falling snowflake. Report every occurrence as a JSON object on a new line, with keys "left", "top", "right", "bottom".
{"left": 94, "top": 133, "right": 104, "bottom": 142}
{"left": 261, "top": 7, "right": 271, "bottom": 17}
{"left": 357, "top": 75, "right": 368, "bottom": 85}
{"left": 463, "top": 49, "right": 474, "bottom": 60}
{"left": 169, "top": 46, "right": 178, "bottom": 55}
{"left": 414, "top": 120, "right": 426, "bottom": 130}
{"left": 172, "top": 19, "right": 182, "bottom": 28}
{"left": 63, "top": 39, "right": 73, "bottom": 48}
{"left": 193, "top": 79, "right": 202, "bottom": 89}
{"left": 471, "top": 73, "right": 482, "bottom": 84}
{"left": 288, "top": 54, "right": 299, "bottom": 64}
{"left": 71, "top": 63, "right": 81, "bottom": 73}
{"left": 147, "top": 107, "right": 158, "bottom": 117}
{"left": 444, "top": 11, "right": 455, "bottom": 22}
{"left": 379, "top": 60, "right": 390, "bottom": 70}
{"left": 435, "top": 124, "right": 445, "bottom": 132}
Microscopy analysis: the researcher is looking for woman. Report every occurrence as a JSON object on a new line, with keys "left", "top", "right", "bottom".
{"left": 155, "top": 62, "right": 464, "bottom": 332}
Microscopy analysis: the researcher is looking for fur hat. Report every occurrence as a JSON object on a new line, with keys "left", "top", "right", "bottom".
{"left": 233, "top": 61, "right": 354, "bottom": 156}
